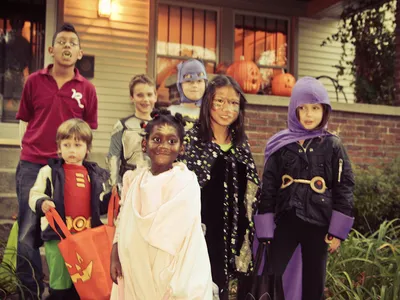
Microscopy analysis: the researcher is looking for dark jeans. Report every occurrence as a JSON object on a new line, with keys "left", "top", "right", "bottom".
{"left": 271, "top": 210, "right": 328, "bottom": 300}
{"left": 16, "top": 160, "right": 45, "bottom": 299}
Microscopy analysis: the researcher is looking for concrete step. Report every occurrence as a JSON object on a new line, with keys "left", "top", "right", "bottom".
{"left": 0, "top": 169, "right": 16, "bottom": 195}
{"left": 0, "top": 193, "right": 18, "bottom": 220}
{"left": 0, "top": 146, "right": 20, "bottom": 169}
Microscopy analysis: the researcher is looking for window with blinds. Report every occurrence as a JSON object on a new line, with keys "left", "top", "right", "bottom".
{"left": 156, "top": 4, "right": 217, "bottom": 89}
{"left": 234, "top": 14, "right": 289, "bottom": 94}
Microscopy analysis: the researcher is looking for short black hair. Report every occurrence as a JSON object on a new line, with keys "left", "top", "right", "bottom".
{"left": 199, "top": 75, "right": 247, "bottom": 145}
{"left": 141, "top": 108, "right": 186, "bottom": 143}
{"left": 52, "top": 23, "right": 80, "bottom": 46}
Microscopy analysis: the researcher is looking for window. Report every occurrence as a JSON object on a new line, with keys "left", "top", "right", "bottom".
{"left": 0, "top": 0, "right": 46, "bottom": 123}
{"left": 156, "top": 3, "right": 217, "bottom": 100}
{"left": 234, "top": 14, "right": 289, "bottom": 94}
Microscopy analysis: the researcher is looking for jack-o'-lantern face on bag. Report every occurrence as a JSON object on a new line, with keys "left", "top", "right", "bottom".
{"left": 65, "top": 252, "right": 93, "bottom": 283}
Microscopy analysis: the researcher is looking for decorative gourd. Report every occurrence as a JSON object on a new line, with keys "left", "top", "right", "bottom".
{"left": 226, "top": 56, "right": 261, "bottom": 94}
{"left": 271, "top": 71, "right": 296, "bottom": 97}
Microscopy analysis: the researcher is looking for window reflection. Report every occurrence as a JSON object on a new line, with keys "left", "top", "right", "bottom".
{"left": 0, "top": 15, "right": 45, "bottom": 123}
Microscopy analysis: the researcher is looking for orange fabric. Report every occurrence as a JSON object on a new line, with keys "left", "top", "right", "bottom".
{"left": 63, "top": 164, "right": 91, "bottom": 230}
{"left": 46, "top": 187, "right": 119, "bottom": 300}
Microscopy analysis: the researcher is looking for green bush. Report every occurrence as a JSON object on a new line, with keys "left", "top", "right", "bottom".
{"left": 353, "top": 156, "right": 400, "bottom": 234}
{"left": 326, "top": 219, "right": 400, "bottom": 300}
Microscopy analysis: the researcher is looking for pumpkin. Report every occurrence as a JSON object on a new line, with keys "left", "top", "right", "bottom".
{"left": 226, "top": 56, "right": 261, "bottom": 94}
{"left": 271, "top": 72, "right": 296, "bottom": 97}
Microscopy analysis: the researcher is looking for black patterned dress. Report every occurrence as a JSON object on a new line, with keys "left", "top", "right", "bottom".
{"left": 179, "top": 123, "right": 260, "bottom": 299}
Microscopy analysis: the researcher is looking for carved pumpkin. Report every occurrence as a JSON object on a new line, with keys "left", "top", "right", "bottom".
{"left": 271, "top": 72, "right": 296, "bottom": 97}
{"left": 226, "top": 56, "right": 261, "bottom": 94}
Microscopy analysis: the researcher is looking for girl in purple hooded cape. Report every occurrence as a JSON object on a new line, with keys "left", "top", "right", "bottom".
{"left": 254, "top": 77, "right": 355, "bottom": 299}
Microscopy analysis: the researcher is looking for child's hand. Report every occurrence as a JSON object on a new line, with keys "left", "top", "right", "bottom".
{"left": 110, "top": 243, "right": 123, "bottom": 284}
{"left": 41, "top": 200, "right": 55, "bottom": 214}
{"left": 325, "top": 234, "right": 341, "bottom": 253}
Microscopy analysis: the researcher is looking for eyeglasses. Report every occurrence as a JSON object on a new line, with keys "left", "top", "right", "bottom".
{"left": 212, "top": 98, "right": 240, "bottom": 112}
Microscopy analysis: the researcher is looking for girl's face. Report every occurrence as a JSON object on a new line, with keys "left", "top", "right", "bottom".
{"left": 297, "top": 103, "right": 324, "bottom": 130}
{"left": 131, "top": 83, "right": 157, "bottom": 116}
{"left": 210, "top": 86, "right": 240, "bottom": 128}
{"left": 143, "top": 124, "right": 184, "bottom": 175}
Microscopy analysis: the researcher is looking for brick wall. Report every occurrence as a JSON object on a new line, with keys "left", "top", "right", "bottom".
{"left": 245, "top": 104, "right": 400, "bottom": 174}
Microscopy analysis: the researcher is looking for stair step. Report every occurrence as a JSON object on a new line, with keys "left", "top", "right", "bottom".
{"left": 0, "top": 193, "right": 18, "bottom": 220}
{"left": 0, "top": 171, "right": 16, "bottom": 195}
{"left": 0, "top": 146, "right": 20, "bottom": 169}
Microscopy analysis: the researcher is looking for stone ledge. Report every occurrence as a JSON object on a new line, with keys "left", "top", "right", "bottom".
{"left": 245, "top": 94, "right": 400, "bottom": 117}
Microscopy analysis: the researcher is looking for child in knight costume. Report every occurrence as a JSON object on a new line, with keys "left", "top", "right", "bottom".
{"left": 169, "top": 58, "right": 208, "bottom": 129}
{"left": 106, "top": 74, "right": 157, "bottom": 190}
{"left": 254, "top": 77, "right": 354, "bottom": 299}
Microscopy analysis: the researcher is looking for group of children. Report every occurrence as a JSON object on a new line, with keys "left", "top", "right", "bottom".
{"left": 12, "top": 22, "right": 354, "bottom": 300}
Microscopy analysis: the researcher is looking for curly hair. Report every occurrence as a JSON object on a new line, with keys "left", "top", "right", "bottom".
{"left": 141, "top": 108, "right": 186, "bottom": 143}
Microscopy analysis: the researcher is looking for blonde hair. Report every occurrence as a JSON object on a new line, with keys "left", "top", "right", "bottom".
{"left": 129, "top": 74, "right": 156, "bottom": 97}
{"left": 56, "top": 118, "right": 93, "bottom": 151}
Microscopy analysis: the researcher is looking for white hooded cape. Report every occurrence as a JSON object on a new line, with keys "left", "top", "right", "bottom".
{"left": 110, "top": 163, "right": 213, "bottom": 300}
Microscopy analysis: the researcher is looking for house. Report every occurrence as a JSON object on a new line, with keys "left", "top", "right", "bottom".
{"left": 0, "top": 0, "right": 399, "bottom": 219}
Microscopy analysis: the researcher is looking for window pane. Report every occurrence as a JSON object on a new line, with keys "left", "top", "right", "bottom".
{"left": 181, "top": 7, "right": 193, "bottom": 57}
{"left": 156, "top": 4, "right": 217, "bottom": 101}
{"left": 205, "top": 11, "right": 216, "bottom": 60}
{"left": 235, "top": 14, "right": 288, "bottom": 68}
{"left": 168, "top": 6, "right": 181, "bottom": 56}
{"left": 193, "top": 9, "right": 205, "bottom": 59}
{"left": 243, "top": 15, "right": 255, "bottom": 61}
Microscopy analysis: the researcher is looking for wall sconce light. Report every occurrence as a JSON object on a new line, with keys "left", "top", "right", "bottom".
{"left": 98, "top": 0, "right": 112, "bottom": 18}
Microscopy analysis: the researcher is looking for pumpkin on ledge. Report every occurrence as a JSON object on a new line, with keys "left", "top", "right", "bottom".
{"left": 226, "top": 56, "right": 261, "bottom": 94}
{"left": 271, "top": 71, "right": 296, "bottom": 97}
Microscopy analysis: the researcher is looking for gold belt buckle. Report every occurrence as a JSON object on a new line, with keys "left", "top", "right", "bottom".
{"left": 65, "top": 216, "right": 92, "bottom": 232}
{"left": 281, "top": 174, "right": 327, "bottom": 194}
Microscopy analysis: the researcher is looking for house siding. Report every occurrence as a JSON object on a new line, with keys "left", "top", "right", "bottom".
{"left": 298, "top": 17, "right": 355, "bottom": 103}
{"left": 64, "top": 0, "right": 150, "bottom": 153}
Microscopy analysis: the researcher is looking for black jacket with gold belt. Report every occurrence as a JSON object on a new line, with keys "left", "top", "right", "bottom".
{"left": 258, "top": 135, "right": 354, "bottom": 226}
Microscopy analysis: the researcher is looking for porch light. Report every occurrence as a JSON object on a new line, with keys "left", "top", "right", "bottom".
{"left": 98, "top": 0, "right": 112, "bottom": 18}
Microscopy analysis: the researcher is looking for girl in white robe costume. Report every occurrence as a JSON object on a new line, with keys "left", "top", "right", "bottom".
{"left": 110, "top": 161, "right": 213, "bottom": 299}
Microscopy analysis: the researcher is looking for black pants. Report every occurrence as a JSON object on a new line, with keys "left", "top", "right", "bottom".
{"left": 16, "top": 160, "right": 45, "bottom": 299}
{"left": 271, "top": 210, "right": 328, "bottom": 300}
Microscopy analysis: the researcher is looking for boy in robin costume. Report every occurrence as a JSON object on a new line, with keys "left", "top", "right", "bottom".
{"left": 29, "top": 119, "right": 110, "bottom": 299}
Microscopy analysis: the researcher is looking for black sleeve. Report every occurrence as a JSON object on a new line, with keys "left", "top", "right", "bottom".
{"left": 258, "top": 151, "right": 282, "bottom": 214}
{"left": 331, "top": 138, "right": 354, "bottom": 216}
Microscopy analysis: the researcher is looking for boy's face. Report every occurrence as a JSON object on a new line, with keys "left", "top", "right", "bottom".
{"left": 49, "top": 31, "right": 83, "bottom": 67}
{"left": 131, "top": 83, "right": 157, "bottom": 116}
{"left": 59, "top": 136, "right": 88, "bottom": 166}
{"left": 181, "top": 79, "right": 206, "bottom": 101}
{"left": 297, "top": 103, "right": 324, "bottom": 130}
{"left": 142, "top": 124, "right": 184, "bottom": 175}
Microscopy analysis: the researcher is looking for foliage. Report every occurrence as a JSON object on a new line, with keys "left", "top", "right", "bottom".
{"left": 326, "top": 219, "right": 400, "bottom": 300}
{"left": 321, "top": 0, "right": 396, "bottom": 105}
{"left": 352, "top": 156, "right": 400, "bottom": 234}
{"left": 0, "top": 240, "right": 39, "bottom": 299}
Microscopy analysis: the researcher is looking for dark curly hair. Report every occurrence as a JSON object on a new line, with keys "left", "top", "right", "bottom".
{"left": 141, "top": 108, "right": 186, "bottom": 143}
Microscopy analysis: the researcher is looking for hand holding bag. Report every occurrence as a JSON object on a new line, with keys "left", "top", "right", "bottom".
{"left": 45, "top": 187, "right": 120, "bottom": 300}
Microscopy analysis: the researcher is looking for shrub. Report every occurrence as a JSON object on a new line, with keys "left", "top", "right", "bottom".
{"left": 352, "top": 156, "right": 400, "bottom": 234}
{"left": 326, "top": 219, "right": 400, "bottom": 300}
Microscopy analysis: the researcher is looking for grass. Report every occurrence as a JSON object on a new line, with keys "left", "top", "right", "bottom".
{"left": 326, "top": 219, "right": 400, "bottom": 300}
